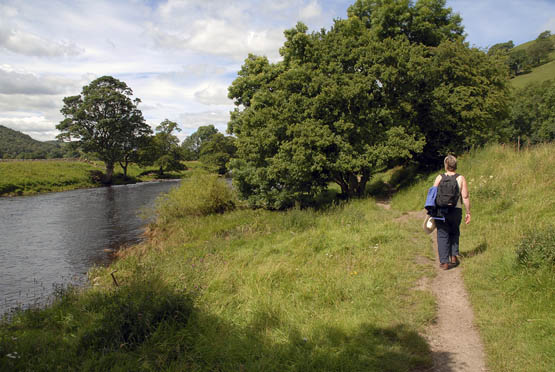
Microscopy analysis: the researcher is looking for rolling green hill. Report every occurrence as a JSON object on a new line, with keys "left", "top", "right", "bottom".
{"left": 510, "top": 34, "right": 555, "bottom": 88}
{"left": 511, "top": 58, "right": 555, "bottom": 88}
{"left": 0, "top": 125, "right": 66, "bottom": 159}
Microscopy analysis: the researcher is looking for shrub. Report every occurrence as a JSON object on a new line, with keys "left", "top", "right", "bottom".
{"left": 516, "top": 226, "right": 555, "bottom": 269}
{"left": 156, "top": 172, "right": 236, "bottom": 223}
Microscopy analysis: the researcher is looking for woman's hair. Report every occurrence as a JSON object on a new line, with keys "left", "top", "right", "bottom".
{"left": 444, "top": 155, "right": 457, "bottom": 171}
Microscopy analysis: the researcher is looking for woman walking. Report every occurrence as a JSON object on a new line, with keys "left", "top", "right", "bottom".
{"left": 433, "top": 155, "right": 471, "bottom": 270}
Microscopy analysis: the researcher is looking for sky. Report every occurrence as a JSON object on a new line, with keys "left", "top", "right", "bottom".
{"left": 1, "top": 0, "right": 554, "bottom": 142}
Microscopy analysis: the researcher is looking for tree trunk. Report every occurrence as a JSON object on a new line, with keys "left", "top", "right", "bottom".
{"left": 103, "top": 162, "right": 114, "bottom": 184}
{"left": 334, "top": 172, "right": 369, "bottom": 198}
{"left": 333, "top": 174, "right": 349, "bottom": 195}
{"left": 120, "top": 160, "right": 128, "bottom": 178}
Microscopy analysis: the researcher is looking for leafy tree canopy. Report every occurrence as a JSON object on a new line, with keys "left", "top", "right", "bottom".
{"left": 506, "top": 79, "right": 555, "bottom": 144}
{"left": 181, "top": 125, "right": 218, "bottom": 160}
{"left": 487, "top": 40, "right": 514, "bottom": 56}
{"left": 199, "top": 132, "right": 237, "bottom": 175}
{"left": 228, "top": 0, "right": 508, "bottom": 209}
{"left": 527, "top": 30, "right": 554, "bottom": 67}
{"left": 56, "top": 76, "right": 152, "bottom": 183}
{"left": 139, "top": 119, "right": 185, "bottom": 176}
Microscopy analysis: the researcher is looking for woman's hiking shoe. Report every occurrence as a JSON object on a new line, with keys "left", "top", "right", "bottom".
{"left": 439, "top": 263, "right": 450, "bottom": 270}
{"left": 450, "top": 256, "right": 460, "bottom": 267}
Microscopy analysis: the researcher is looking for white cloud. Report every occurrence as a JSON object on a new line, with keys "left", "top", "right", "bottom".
{"left": 146, "top": 19, "right": 284, "bottom": 61}
{"left": 0, "top": 94, "right": 61, "bottom": 113}
{"left": 0, "top": 25, "right": 83, "bottom": 57}
{"left": 177, "top": 110, "right": 230, "bottom": 133}
{"left": 0, "top": 116, "right": 59, "bottom": 141}
{"left": 194, "top": 84, "right": 232, "bottom": 106}
{"left": 299, "top": 1, "right": 322, "bottom": 21}
{"left": 182, "top": 64, "right": 228, "bottom": 78}
{"left": 0, "top": 67, "right": 79, "bottom": 95}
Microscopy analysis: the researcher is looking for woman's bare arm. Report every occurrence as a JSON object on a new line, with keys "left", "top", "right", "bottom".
{"left": 460, "top": 176, "right": 471, "bottom": 224}
{"left": 433, "top": 175, "right": 442, "bottom": 187}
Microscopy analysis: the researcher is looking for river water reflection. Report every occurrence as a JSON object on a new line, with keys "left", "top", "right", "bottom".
{"left": 0, "top": 180, "right": 180, "bottom": 315}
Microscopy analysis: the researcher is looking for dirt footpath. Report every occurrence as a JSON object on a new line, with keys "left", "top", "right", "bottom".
{"left": 412, "top": 209, "right": 488, "bottom": 372}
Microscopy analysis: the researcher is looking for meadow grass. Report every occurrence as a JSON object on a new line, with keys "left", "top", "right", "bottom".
{"left": 0, "top": 160, "right": 100, "bottom": 196}
{"left": 0, "top": 160, "right": 188, "bottom": 196}
{"left": 1, "top": 176, "right": 437, "bottom": 371}
{"left": 392, "top": 143, "right": 555, "bottom": 372}
{"left": 511, "top": 59, "right": 555, "bottom": 89}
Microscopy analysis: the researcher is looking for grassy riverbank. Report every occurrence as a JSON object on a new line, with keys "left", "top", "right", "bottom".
{"left": 393, "top": 144, "right": 555, "bottom": 372}
{"left": 1, "top": 175, "right": 437, "bottom": 371}
{"left": 0, "top": 145, "right": 552, "bottom": 371}
{"left": 0, "top": 160, "right": 189, "bottom": 196}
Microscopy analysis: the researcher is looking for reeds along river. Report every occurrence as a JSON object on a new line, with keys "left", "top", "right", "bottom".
{"left": 0, "top": 180, "right": 181, "bottom": 316}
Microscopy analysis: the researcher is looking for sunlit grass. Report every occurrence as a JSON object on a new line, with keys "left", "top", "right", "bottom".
{"left": 0, "top": 160, "right": 100, "bottom": 195}
{"left": 511, "top": 59, "right": 555, "bottom": 89}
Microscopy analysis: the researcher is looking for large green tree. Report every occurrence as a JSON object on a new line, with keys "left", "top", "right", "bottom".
{"left": 57, "top": 76, "right": 151, "bottom": 183}
{"left": 527, "top": 31, "right": 554, "bottom": 67}
{"left": 199, "top": 132, "right": 237, "bottom": 175}
{"left": 140, "top": 119, "right": 186, "bottom": 176}
{"left": 181, "top": 125, "right": 218, "bottom": 160}
{"left": 228, "top": 0, "right": 508, "bottom": 209}
{"left": 507, "top": 49, "right": 529, "bottom": 76}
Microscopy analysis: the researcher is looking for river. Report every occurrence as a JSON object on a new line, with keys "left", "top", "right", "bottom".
{"left": 0, "top": 180, "right": 181, "bottom": 316}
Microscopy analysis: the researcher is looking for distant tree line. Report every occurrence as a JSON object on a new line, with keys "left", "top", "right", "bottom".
{"left": 181, "top": 125, "right": 237, "bottom": 174}
{"left": 489, "top": 31, "right": 555, "bottom": 76}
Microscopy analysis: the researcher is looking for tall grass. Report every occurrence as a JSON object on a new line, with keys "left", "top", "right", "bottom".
{"left": 154, "top": 172, "right": 237, "bottom": 224}
{"left": 1, "top": 178, "right": 436, "bottom": 371}
{"left": 393, "top": 143, "right": 555, "bottom": 372}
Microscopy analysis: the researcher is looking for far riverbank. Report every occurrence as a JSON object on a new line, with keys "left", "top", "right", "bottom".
{"left": 0, "top": 159, "right": 189, "bottom": 197}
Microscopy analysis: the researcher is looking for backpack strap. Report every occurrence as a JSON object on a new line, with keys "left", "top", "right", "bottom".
{"left": 442, "top": 173, "right": 459, "bottom": 179}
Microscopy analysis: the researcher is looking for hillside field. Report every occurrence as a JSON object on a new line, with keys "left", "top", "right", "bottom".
{"left": 510, "top": 34, "right": 555, "bottom": 88}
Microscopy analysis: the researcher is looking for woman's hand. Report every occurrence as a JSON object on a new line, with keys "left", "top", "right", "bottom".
{"left": 465, "top": 213, "right": 471, "bottom": 225}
